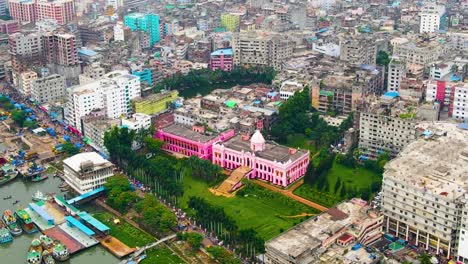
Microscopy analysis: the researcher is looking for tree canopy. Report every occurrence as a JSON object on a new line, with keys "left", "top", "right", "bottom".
{"left": 154, "top": 66, "right": 276, "bottom": 98}
{"left": 376, "top": 51, "right": 391, "bottom": 66}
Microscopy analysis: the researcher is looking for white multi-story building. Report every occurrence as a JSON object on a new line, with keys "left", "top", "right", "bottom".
{"left": 419, "top": 4, "right": 446, "bottom": 33}
{"left": 381, "top": 122, "right": 468, "bottom": 261}
{"left": 393, "top": 41, "right": 443, "bottom": 67}
{"left": 113, "top": 21, "right": 126, "bottom": 42}
{"left": 63, "top": 152, "right": 114, "bottom": 194}
{"left": 429, "top": 62, "right": 453, "bottom": 80}
{"left": 453, "top": 84, "right": 468, "bottom": 121}
{"left": 359, "top": 95, "right": 418, "bottom": 159}
{"left": 387, "top": 58, "right": 405, "bottom": 92}
{"left": 65, "top": 70, "right": 141, "bottom": 132}
{"left": 30, "top": 74, "right": 66, "bottom": 103}
{"left": 279, "top": 80, "right": 303, "bottom": 101}
{"left": 17, "top": 71, "right": 38, "bottom": 97}
{"left": 121, "top": 113, "right": 151, "bottom": 131}
{"left": 312, "top": 42, "right": 340, "bottom": 57}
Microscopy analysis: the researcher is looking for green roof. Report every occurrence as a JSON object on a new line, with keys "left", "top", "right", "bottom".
{"left": 225, "top": 101, "right": 236, "bottom": 108}
{"left": 320, "top": 91, "right": 334, "bottom": 96}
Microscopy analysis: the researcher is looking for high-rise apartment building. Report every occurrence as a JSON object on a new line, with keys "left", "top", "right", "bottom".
{"left": 0, "top": 0, "right": 7, "bottom": 16}
{"left": 124, "top": 13, "right": 160, "bottom": 47}
{"left": 65, "top": 70, "right": 141, "bottom": 132}
{"left": 36, "top": 0, "right": 75, "bottom": 25}
{"left": 9, "top": 0, "right": 75, "bottom": 25}
{"left": 8, "top": 0, "right": 36, "bottom": 23}
{"left": 43, "top": 33, "right": 79, "bottom": 66}
{"left": 232, "top": 30, "right": 293, "bottom": 70}
{"left": 419, "top": 4, "right": 446, "bottom": 33}
{"left": 358, "top": 94, "right": 418, "bottom": 159}
{"left": 9, "top": 32, "right": 44, "bottom": 73}
{"left": 381, "top": 122, "right": 468, "bottom": 260}
{"left": 340, "top": 36, "right": 378, "bottom": 66}
{"left": 387, "top": 58, "right": 405, "bottom": 92}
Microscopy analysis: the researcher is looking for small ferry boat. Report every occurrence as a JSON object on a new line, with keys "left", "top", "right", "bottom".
{"left": 15, "top": 209, "right": 38, "bottom": 234}
{"left": 3, "top": 195, "right": 11, "bottom": 200}
{"left": 42, "top": 250, "right": 55, "bottom": 264}
{"left": 12, "top": 199, "right": 20, "bottom": 205}
{"left": 27, "top": 239, "right": 43, "bottom": 264}
{"left": 0, "top": 220, "right": 13, "bottom": 244}
{"left": 31, "top": 174, "right": 48, "bottom": 182}
{"left": 0, "top": 164, "right": 18, "bottom": 186}
{"left": 2, "top": 209, "right": 22, "bottom": 236}
{"left": 52, "top": 242, "right": 69, "bottom": 261}
{"left": 32, "top": 191, "right": 49, "bottom": 202}
{"left": 40, "top": 235, "right": 54, "bottom": 251}
{"left": 26, "top": 250, "right": 41, "bottom": 264}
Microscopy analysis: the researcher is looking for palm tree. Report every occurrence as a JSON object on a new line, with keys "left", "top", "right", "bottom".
{"left": 418, "top": 253, "right": 432, "bottom": 264}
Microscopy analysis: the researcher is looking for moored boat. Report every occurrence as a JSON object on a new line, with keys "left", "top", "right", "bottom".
{"left": 0, "top": 220, "right": 13, "bottom": 244}
{"left": 26, "top": 250, "right": 41, "bottom": 264}
{"left": 32, "top": 190, "right": 49, "bottom": 202}
{"left": 27, "top": 239, "right": 43, "bottom": 264}
{"left": 31, "top": 174, "right": 48, "bottom": 182}
{"left": 2, "top": 209, "right": 22, "bottom": 236}
{"left": 0, "top": 164, "right": 18, "bottom": 186}
{"left": 15, "top": 209, "right": 38, "bottom": 234}
{"left": 40, "top": 235, "right": 54, "bottom": 251}
{"left": 42, "top": 250, "right": 55, "bottom": 264}
{"left": 52, "top": 242, "right": 69, "bottom": 261}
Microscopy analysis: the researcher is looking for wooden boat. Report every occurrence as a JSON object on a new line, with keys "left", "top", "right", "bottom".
{"left": 52, "top": 242, "right": 69, "bottom": 261}
{"left": 15, "top": 209, "right": 38, "bottom": 234}
{"left": 40, "top": 235, "right": 54, "bottom": 251}
{"left": 0, "top": 220, "right": 13, "bottom": 244}
{"left": 31, "top": 174, "right": 48, "bottom": 182}
{"left": 42, "top": 250, "right": 55, "bottom": 264}
{"left": 2, "top": 209, "right": 22, "bottom": 236}
{"left": 27, "top": 239, "right": 43, "bottom": 264}
{"left": 0, "top": 164, "right": 18, "bottom": 186}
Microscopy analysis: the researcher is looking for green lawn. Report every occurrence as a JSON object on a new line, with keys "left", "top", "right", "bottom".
{"left": 93, "top": 212, "right": 185, "bottom": 263}
{"left": 142, "top": 246, "right": 185, "bottom": 264}
{"left": 93, "top": 212, "right": 154, "bottom": 247}
{"left": 294, "top": 161, "right": 382, "bottom": 207}
{"left": 181, "top": 175, "right": 318, "bottom": 240}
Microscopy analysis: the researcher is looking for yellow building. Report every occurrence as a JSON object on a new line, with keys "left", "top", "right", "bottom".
{"left": 221, "top": 14, "right": 240, "bottom": 32}
{"left": 133, "top": 90, "right": 178, "bottom": 115}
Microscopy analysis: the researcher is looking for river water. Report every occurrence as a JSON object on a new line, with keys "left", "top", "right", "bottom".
{"left": 0, "top": 176, "right": 118, "bottom": 264}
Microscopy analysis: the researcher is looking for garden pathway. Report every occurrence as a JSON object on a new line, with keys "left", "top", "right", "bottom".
{"left": 252, "top": 180, "right": 328, "bottom": 212}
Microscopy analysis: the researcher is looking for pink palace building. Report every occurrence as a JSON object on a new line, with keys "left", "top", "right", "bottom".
{"left": 154, "top": 123, "right": 235, "bottom": 160}
{"left": 212, "top": 130, "right": 310, "bottom": 187}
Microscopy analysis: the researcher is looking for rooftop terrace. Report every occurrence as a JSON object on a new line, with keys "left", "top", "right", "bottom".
{"left": 384, "top": 122, "right": 468, "bottom": 200}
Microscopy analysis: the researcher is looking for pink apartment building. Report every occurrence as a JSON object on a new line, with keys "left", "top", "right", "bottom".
{"left": 154, "top": 123, "right": 235, "bottom": 160}
{"left": 9, "top": 0, "right": 75, "bottom": 25}
{"left": 212, "top": 130, "right": 310, "bottom": 187}
{"left": 210, "top": 48, "right": 233, "bottom": 71}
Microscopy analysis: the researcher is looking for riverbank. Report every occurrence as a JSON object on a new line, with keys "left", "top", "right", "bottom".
{"left": 0, "top": 177, "right": 118, "bottom": 264}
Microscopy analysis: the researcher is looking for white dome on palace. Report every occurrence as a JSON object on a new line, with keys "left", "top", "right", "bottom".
{"left": 250, "top": 130, "right": 265, "bottom": 144}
